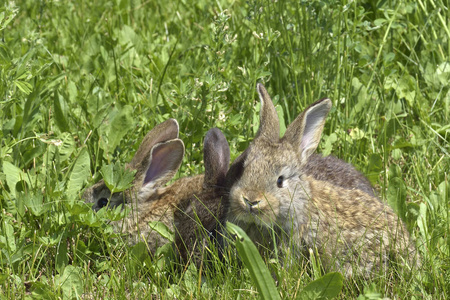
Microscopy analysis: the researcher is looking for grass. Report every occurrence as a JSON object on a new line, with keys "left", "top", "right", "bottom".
{"left": 1, "top": 0, "right": 449, "bottom": 298}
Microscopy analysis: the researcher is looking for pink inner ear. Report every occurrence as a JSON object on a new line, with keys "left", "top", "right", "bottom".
{"left": 300, "top": 103, "right": 329, "bottom": 158}
{"left": 300, "top": 134, "right": 312, "bottom": 153}
{"left": 143, "top": 141, "right": 182, "bottom": 186}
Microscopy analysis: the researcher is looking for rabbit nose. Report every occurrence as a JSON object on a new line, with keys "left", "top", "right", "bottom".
{"left": 243, "top": 196, "right": 260, "bottom": 208}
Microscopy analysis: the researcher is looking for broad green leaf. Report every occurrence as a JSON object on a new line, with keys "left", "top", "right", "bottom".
{"left": 227, "top": 222, "right": 281, "bottom": 300}
{"left": 2, "top": 161, "right": 31, "bottom": 197}
{"left": 130, "top": 242, "right": 150, "bottom": 262}
{"left": 56, "top": 240, "right": 69, "bottom": 274}
{"left": 104, "top": 203, "right": 128, "bottom": 221}
{"left": 58, "top": 133, "right": 76, "bottom": 163}
{"left": 79, "top": 209, "right": 103, "bottom": 227}
{"left": 56, "top": 265, "right": 83, "bottom": 299}
{"left": 24, "top": 191, "right": 50, "bottom": 216}
{"left": 366, "top": 154, "right": 383, "bottom": 185}
{"left": 100, "top": 162, "right": 135, "bottom": 193}
{"left": 30, "top": 281, "right": 56, "bottom": 299}
{"left": 67, "top": 148, "right": 91, "bottom": 199}
{"left": 351, "top": 77, "right": 369, "bottom": 114}
{"left": 356, "top": 283, "right": 384, "bottom": 300}
{"left": 417, "top": 203, "right": 428, "bottom": 239}
{"left": 253, "top": 102, "right": 261, "bottom": 136}
{"left": 54, "top": 92, "right": 70, "bottom": 132}
{"left": 3, "top": 220, "right": 16, "bottom": 253}
{"left": 297, "top": 272, "right": 344, "bottom": 300}
{"left": 65, "top": 200, "right": 91, "bottom": 216}
{"left": 349, "top": 128, "right": 365, "bottom": 140}
{"left": 149, "top": 221, "right": 174, "bottom": 243}
{"left": 322, "top": 133, "right": 337, "bottom": 156}
{"left": 107, "top": 105, "right": 134, "bottom": 151}
{"left": 436, "top": 61, "right": 450, "bottom": 85}
{"left": 395, "top": 75, "right": 416, "bottom": 107}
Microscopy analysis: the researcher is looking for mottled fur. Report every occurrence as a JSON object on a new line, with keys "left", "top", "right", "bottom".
{"left": 305, "top": 154, "right": 376, "bottom": 197}
{"left": 83, "top": 121, "right": 229, "bottom": 258}
{"left": 224, "top": 84, "right": 417, "bottom": 277}
{"left": 121, "top": 175, "right": 204, "bottom": 251}
{"left": 174, "top": 128, "right": 230, "bottom": 265}
{"left": 83, "top": 119, "right": 205, "bottom": 254}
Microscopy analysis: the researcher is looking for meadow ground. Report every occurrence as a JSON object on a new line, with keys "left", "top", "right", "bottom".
{"left": 1, "top": 0, "right": 449, "bottom": 298}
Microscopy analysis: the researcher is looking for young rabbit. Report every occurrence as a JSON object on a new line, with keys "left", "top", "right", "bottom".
{"left": 224, "top": 84, "right": 417, "bottom": 277}
{"left": 83, "top": 119, "right": 205, "bottom": 253}
{"left": 174, "top": 128, "right": 230, "bottom": 265}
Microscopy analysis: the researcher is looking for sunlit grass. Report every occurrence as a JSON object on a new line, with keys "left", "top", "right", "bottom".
{"left": 0, "top": 0, "right": 449, "bottom": 298}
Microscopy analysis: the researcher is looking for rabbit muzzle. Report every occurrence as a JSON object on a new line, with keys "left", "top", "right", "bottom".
{"left": 229, "top": 187, "right": 280, "bottom": 225}
{"left": 243, "top": 196, "right": 261, "bottom": 211}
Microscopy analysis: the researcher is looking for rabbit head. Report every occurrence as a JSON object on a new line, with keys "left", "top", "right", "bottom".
{"left": 226, "top": 84, "right": 331, "bottom": 229}
{"left": 83, "top": 118, "right": 182, "bottom": 210}
{"left": 225, "top": 84, "right": 416, "bottom": 276}
{"left": 174, "top": 128, "right": 230, "bottom": 264}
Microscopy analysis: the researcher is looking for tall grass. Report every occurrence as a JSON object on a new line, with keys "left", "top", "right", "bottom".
{"left": 1, "top": 0, "right": 449, "bottom": 298}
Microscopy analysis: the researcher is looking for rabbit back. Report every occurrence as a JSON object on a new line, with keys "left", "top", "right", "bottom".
{"left": 304, "top": 154, "right": 376, "bottom": 197}
{"left": 304, "top": 175, "right": 414, "bottom": 276}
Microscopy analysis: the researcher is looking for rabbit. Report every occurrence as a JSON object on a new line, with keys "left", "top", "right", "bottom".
{"left": 173, "top": 128, "right": 230, "bottom": 265}
{"left": 83, "top": 119, "right": 205, "bottom": 254}
{"left": 224, "top": 84, "right": 417, "bottom": 277}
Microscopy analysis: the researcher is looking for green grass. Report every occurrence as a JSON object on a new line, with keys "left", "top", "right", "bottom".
{"left": 1, "top": 0, "right": 449, "bottom": 298}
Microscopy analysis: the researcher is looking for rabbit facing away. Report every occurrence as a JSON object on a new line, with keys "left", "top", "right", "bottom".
{"left": 83, "top": 119, "right": 204, "bottom": 253}
{"left": 224, "top": 84, "right": 417, "bottom": 277}
{"left": 174, "top": 128, "right": 230, "bottom": 265}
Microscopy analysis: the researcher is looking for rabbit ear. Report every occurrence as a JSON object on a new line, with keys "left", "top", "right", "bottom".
{"left": 129, "top": 119, "right": 179, "bottom": 169}
{"left": 255, "top": 83, "right": 280, "bottom": 141}
{"left": 283, "top": 98, "right": 332, "bottom": 165}
{"left": 203, "top": 128, "right": 230, "bottom": 188}
{"left": 141, "top": 139, "right": 185, "bottom": 190}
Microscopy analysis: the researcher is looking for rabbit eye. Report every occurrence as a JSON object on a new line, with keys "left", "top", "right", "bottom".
{"left": 277, "top": 176, "right": 284, "bottom": 188}
{"left": 98, "top": 198, "right": 109, "bottom": 208}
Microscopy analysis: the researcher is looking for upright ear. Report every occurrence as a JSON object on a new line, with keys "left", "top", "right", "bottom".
{"left": 140, "top": 139, "right": 185, "bottom": 193}
{"left": 283, "top": 98, "right": 331, "bottom": 165}
{"left": 254, "top": 83, "right": 280, "bottom": 141}
{"left": 203, "top": 128, "right": 230, "bottom": 188}
{"left": 129, "top": 119, "right": 179, "bottom": 169}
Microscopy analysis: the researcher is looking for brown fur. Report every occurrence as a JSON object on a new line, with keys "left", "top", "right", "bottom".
{"left": 174, "top": 128, "right": 230, "bottom": 265}
{"left": 83, "top": 119, "right": 203, "bottom": 254}
{"left": 83, "top": 121, "right": 230, "bottom": 259}
{"left": 224, "top": 84, "right": 418, "bottom": 277}
{"left": 304, "top": 154, "right": 376, "bottom": 197}
{"left": 118, "top": 175, "right": 204, "bottom": 251}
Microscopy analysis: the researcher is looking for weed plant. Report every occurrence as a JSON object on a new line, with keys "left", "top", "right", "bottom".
{"left": 1, "top": 0, "right": 449, "bottom": 298}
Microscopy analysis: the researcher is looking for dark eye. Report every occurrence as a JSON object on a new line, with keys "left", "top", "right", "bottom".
{"left": 277, "top": 176, "right": 284, "bottom": 188}
{"left": 98, "top": 198, "right": 109, "bottom": 208}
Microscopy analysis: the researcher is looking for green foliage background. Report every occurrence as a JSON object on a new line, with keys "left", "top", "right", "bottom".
{"left": 1, "top": 0, "right": 449, "bottom": 298}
